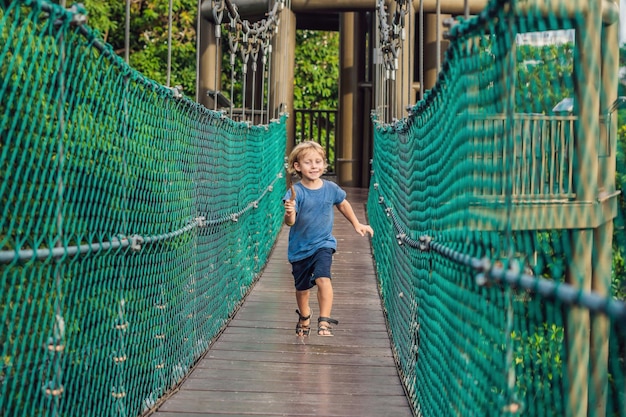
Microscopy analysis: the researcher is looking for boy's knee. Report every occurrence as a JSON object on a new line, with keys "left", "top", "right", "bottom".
{"left": 315, "top": 277, "right": 331, "bottom": 287}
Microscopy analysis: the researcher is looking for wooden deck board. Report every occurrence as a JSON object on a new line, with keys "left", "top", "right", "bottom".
{"left": 151, "top": 188, "right": 413, "bottom": 417}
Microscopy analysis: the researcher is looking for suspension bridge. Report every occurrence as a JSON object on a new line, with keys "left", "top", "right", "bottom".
{"left": 1, "top": 1, "right": 626, "bottom": 417}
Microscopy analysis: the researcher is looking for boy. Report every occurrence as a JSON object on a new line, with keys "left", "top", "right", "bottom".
{"left": 283, "top": 141, "right": 374, "bottom": 336}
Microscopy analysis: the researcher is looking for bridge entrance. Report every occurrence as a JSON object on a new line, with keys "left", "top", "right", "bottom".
{"left": 197, "top": 1, "right": 487, "bottom": 188}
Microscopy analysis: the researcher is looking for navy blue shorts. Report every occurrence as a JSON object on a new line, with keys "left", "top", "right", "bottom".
{"left": 291, "top": 247, "right": 334, "bottom": 291}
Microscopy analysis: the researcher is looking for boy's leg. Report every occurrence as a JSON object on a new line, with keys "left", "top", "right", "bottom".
{"left": 295, "top": 289, "right": 311, "bottom": 318}
{"left": 295, "top": 289, "right": 311, "bottom": 335}
{"left": 315, "top": 277, "right": 334, "bottom": 335}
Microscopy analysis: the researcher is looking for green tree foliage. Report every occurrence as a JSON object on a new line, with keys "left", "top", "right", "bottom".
{"left": 293, "top": 30, "right": 339, "bottom": 110}
{"left": 56, "top": 0, "right": 198, "bottom": 92}
{"left": 79, "top": 1, "right": 339, "bottom": 112}
{"left": 516, "top": 43, "right": 574, "bottom": 114}
{"left": 614, "top": 47, "right": 626, "bottom": 300}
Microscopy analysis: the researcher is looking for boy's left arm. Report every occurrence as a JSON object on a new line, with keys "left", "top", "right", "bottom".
{"left": 336, "top": 200, "right": 374, "bottom": 237}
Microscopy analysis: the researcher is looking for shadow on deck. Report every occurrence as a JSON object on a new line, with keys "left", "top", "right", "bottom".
{"left": 150, "top": 188, "right": 413, "bottom": 417}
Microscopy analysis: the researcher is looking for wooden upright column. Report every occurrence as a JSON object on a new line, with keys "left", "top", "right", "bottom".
{"left": 197, "top": 6, "right": 221, "bottom": 110}
{"left": 269, "top": 6, "right": 296, "bottom": 151}
{"left": 422, "top": 12, "right": 450, "bottom": 92}
{"left": 591, "top": 1, "right": 619, "bottom": 414}
{"left": 395, "top": 2, "right": 415, "bottom": 116}
{"left": 567, "top": 1, "right": 602, "bottom": 416}
{"left": 337, "top": 12, "right": 365, "bottom": 187}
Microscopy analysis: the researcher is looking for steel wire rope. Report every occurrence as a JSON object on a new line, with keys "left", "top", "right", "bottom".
{"left": 47, "top": 1, "right": 68, "bottom": 412}
{"left": 436, "top": 0, "right": 440, "bottom": 73}
{"left": 374, "top": 4, "right": 381, "bottom": 120}
{"left": 370, "top": 183, "right": 626, "bottom": 323}
{"left": 399, "top": 2, "right": 404, "bottom": 118}
{"left": 419, "top": 0, "right": 423, "bottom": 101}
{"left": 377, "top": 0, "right": 409, "bottom": 123}
{"left": 211, "top": 0, "right": 283, "bottom": 122}
{"left": 376, "top": 0, "right": 388, "bottom": 122}
{"left": 278, "top": 0, "right": 296, "bottom": 120}
{"left": 389, "top": 4, "right": 397, "bottom": 121}
{"left": 250, "top": 31, "right": 260, "bottom": 123}
{"left": 239, "top": 23, "right": 251, "bottom": 121}
{"left": 395, "top": 0, "right": 408, "bottom": 119}
{"left": 261, "top": 28, "right": 271, "bottom": 124}
{"left": 125, "top": 0, "right": 130, "bottom": 63}
{"left": 227, "top": 15, "right": 238, "bottom": 119}
{"left": 211, "top": 0, "right": 225, "bottom": 111}
{"left": 196, "top": 0, "right": 202, "bottom": 102}
{"left": 0, "top": 172, "right": 285, "bottom": 263}
{"left": 113, "top": 1, "right": 132, "bottom": 407}
{"left": 167, "top": 0, "right": 173, "bottom": 87}
{"left": 404, "top": 0, "right": 412, "bottom": 115}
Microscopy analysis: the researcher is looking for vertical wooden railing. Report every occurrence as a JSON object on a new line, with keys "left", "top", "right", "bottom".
{"left": 294, "top": 109, "right": 337, "bottom": 173}
{"left": 470, "top": 114, "right": 576, "bottom": 201}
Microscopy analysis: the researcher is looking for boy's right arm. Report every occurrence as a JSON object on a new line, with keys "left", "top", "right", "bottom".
{"left": 284, "top": 199, "right": 296, "bottom": 226}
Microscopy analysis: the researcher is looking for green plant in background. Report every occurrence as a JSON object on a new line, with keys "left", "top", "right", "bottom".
{"left": 614, "top": 46, "right": 626, "bottom": 301}
{"left": 516, "top": 43, "right": 574, "bottom": 114}
{"left": 62, "top": 0, "right": 199, "bottom": 92}
{"left": 511, "top": 323, "right": 565, "bottom": 416}
{"left": 614, "top": 116, "right": 626, "bottom": 301}
{"left": 292, "top": 29, "right": 339, "bottom": 168}
{"left": 293, "top": 30, "right": 339, "bottom": 110}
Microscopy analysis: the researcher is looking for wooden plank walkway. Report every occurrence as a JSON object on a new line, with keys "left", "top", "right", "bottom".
{"left": 151, "top": 187, "right": 413, "bottom": 417}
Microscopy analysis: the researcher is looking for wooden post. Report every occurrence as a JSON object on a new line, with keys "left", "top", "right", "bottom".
{"left": 590, "top": 0, "right": 619, "bottom": 414}
{"left": 395, "top": 1, "right": 415, "bottom": 117}
{"left": 197, "top": 15, "right": 221, "bottom": 110}
{"left": 269, "top": 6, "right": 296, "bottom": 151}
{"left": 337, "top": 12, "right": 364, "bottom": 187}
{"left": 568, "top": 1, "right": 602, "bottom": 416}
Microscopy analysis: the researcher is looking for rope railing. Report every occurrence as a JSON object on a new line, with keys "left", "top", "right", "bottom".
{"left": 0, "top": 170, "right": 284, "bottom": 264}
{"left": 3, "top": 1, "right": 626, "bottom": 417}
{"left": 204, "top": 0, "right": 284, "bottom": 121}
{"left": 371, "top": 182, "right": 626, "bottom": 322}
{"left": 0, "top": 2, "right": 288, "bottom": 417}
{"left": 368, "top": 1, "right": 625, "bottom": 416}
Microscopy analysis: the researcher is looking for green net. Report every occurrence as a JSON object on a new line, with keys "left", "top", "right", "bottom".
{"left": 368, "top": 1, "right": 626, "bottom": 416}
{"left": 1, "top": 1, "right": 286, "bottom": 416}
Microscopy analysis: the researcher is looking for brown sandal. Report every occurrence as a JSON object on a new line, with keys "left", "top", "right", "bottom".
{"left": 317, "top": 317, "right": 339, "bottom": 337}
{"left": 295, "top": 309, "right": 311, "bottom": 337}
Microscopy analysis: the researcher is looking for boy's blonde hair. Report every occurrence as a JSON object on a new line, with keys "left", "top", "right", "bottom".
{"left": 287, "top": 141, "right": 328, "bottom": 178}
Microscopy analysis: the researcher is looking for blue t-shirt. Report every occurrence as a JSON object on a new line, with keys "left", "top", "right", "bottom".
{"left": 283, "top": 180, "right": 347, "bottom": 263}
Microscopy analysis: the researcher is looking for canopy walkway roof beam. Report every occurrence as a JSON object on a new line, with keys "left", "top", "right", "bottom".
{"left": 205, "top": 0, "right": 619, "bottom": 23}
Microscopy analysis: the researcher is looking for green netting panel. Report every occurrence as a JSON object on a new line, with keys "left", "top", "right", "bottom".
{"left": 369, "top": 1, "right": 626, "bottom": 416}
{"left": 1, "top": 2, "right": 287, "bottom": 416}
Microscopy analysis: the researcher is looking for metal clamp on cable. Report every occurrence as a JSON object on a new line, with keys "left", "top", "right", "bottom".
{"left": 474, "top": 257, "right": 491, "bottom": 287}
{"left": 169, "top": 85, "right": 183, "bottom": 99}
{"left": 69, "top": 3, "right": 88, "bottom": 25}
{"left": 129, "top": 235, "right": 144, "bottom": 251}
{"left": 46, "top": 336, "right": 65, "bottom": 353}
{"left": 418, "top": 235, "right": 431, "bottom": 252}
{"left": 195, "top": 216, "right": 207, "bottom": 228}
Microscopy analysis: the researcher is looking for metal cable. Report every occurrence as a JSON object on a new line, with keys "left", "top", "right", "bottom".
{"left": 167, "top": 0, "right": 173, "bottom": 87}
{"left": 371, "top": 182, "right": 626, "bottom": 322}
{"left": 0, "top": 172, "right": 285, "bottom": 264}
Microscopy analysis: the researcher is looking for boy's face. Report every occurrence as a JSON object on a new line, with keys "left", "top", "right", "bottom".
{"left": 294, "top": 149, "right": 325, "bottom": 180}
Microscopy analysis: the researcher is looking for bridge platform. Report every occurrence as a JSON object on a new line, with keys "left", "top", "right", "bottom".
{"left": 150, "top": 187, "right": 413, "bottom": 417}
